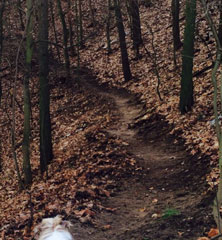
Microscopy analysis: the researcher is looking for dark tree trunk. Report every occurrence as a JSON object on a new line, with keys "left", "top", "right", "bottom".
{"left": 179, "top": 0, "right": 196, "bottom": 114}
{"left": 171, "top": 0, "right": 182, "bottom": 51}
{"left": 38, "top": 0, "right": 53, "bottom": 173}
{"left": 78, "top": 0, "right": 84, "bottom": 48}
{"left": 56, "top": 0, "right": 70, "bottom": 81}
{"left": 68, "top": 0, "right": 76, "bottom": 57}
{"left": 114, "top": 0, "right": 132, "bottom": 81}
{"left": 17, "top": 0, "right": 25, "bottom": 31}
{"left": 0, "top": 0, "right": 4, "bottom": 171}
{"left": 0, "top": 0, "right": 5, "bottom": 104}
{"left": 218, "top": 0, "right": 222, "bottom": 46}
{"left": 106, "top": 0, "right": 112, "bottom": 54}
{"left": 49, "top": 0, "right": 61, "bottom": 61}
{"left": 128, "top": 0, "right": 142, "bottom": 58}
{"left": 23, "top": 0, "right": 33, "bottom": 185}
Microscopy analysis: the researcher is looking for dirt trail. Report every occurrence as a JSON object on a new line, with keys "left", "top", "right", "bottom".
{"left": 72, "top": 76, "right": 213, "bottom": 240}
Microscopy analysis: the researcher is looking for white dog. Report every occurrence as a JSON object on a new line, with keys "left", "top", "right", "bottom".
{"left": 34, "top": 215, "right": 74, "bottom": 240}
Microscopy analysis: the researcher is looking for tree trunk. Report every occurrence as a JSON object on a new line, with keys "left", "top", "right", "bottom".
{"left": 106, "top": 0, "right": 112, "bottom": 54}
{"left": 0, "top": 0, "right": 3, "bottom": 170}
{"left": 89, "top": 0, "right": 95, "bottom": 27}
{"left": 49, "top": 0, "right": 61, "bottom": 61}
{"left": 78, "top": 0, "right": 84, "bottom": 48}
{"left": 114, "top": 0, "right": 132, "bottom": 81}
{"left": 23, "top": 0, "right": 33, "bottom": 185}
{"left": 179, "top": 0, "right": 196, "bottom": 114}
{"left": 128, "top": 0, "right": 142, "bottom": 58}
{"left": 75, "top": 0, "right": 80, "bottom": 76}
{"left": 171, "top": 0, "right": 182, "bottom": 51}
{"left": 38, "top": 0, "right": 53, "bottom": 174}
{"left": 0, "top": 0, "right": 5, "bottom": 104}
{"left": 17, "top": 0, "right": 25, "bottom": 31}
{"left": 56, "top": 0, "right": 70, "bottom": 81}
{"left": 218, "top": 0, "right": 222, "bottom": 46}
{"left": 68, "top": 0, "right": 75, "bottom": 57}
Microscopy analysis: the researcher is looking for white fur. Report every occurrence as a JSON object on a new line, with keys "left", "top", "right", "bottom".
{"left": 34, "top": 215, "right": 74, "bottom": 240}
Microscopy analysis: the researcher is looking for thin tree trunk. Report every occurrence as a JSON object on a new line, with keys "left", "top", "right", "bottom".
{"left": 49, "top": 0, "right": 61, "bottom": 61}
{"left": 114, "top": 0, "right": 132, "bottom": 81}
{"left": 128, "top": 0, "right": 142, "bottom": 58}
{"left": 23, "top": 0, "right": 33, "bottom": 185}
{"left": 218, "top": 0, "right": 222, "bottom": 46}
{"left": 89, "top": 0, "right": 95, "bottom": 27}
{"left": 68, "top": 0, "right": 76, "bottom": 57}
{"left": 106, "top": 0, "right": 112, "bottom": 54}
{"left": 0, "top": 0, "right": 3, "bottom": 170}
{"left": 56, "top": 0, "right": 70, "bottom": 81}
{"left": 78, "top": 0, "right": 84, "bottom": 48}
{"left": 17, "top": 0, "right": 25, "bottom": 31}
{"left": 75, "top": 0, "right": 80, "bottom": 77}
{"left": 171, "top": 0, "right": 182, "bottom": 51}
{"left": 0, "top": 0, "right": 5, "bottom": 104}
{"left": 38, "top": 0, "right": 53, "bottom": 174}
{"left": 179, "top": 0, "right": 196, "bottom": 114}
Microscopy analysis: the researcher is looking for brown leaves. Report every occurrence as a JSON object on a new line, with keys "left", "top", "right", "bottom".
{"left": 208, "top": 228, "right": 219, "bottom": 238}
{"left": 0, "top": 82, "right": 139, "bottom": 239}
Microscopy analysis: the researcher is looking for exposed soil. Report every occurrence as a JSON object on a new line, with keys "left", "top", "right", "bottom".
{"left": 70, "top": 72, "right": 214, "bottom": 240}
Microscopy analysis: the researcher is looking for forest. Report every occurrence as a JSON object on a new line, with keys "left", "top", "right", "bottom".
{"left": 0, "top": 0, "right": 222, "bottom": 239}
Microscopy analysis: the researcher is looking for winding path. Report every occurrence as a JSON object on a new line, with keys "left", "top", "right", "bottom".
{"left": 72, "top": 75, "right": 212, "bottom": 240}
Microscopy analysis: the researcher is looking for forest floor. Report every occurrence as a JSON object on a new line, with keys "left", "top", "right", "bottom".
{"left": 0, "top": 1, "right": 219, "bottom": 239}
{"left": 69, "top": 70, "right": 214, "bottom": 240}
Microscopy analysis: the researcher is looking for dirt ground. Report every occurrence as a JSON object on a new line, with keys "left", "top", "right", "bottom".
{"left": 68, "top": 73, "right": 215, "bottom": 240}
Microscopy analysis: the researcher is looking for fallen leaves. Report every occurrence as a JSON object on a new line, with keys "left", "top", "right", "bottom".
{"left": 208, "top": 228, "right": 219, "bottom": 238}
{"left": 0, "top": 72, "right": 140, "bottom": 239}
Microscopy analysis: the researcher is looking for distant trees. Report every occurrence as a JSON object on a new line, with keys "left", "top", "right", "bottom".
{"left": 179, "top": 0, "right": 196, "bottom": 114}
{"left": 1, "top": 0, "right": 219, "bottom": 189}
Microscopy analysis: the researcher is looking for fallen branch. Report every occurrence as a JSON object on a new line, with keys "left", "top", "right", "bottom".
{"left": 193, "top": 62, "right": 214, "bottom": 78}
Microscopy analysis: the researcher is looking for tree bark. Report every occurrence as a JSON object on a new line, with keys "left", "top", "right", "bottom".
{"left": 78, "top": 0, "right": 84, "bottom": 48}
{"left": 68, "top": 0, "right": 76, "bottom": 57}
{"left": 218, "top": 0, "right": 222, "bottom": 46}
{"left": 0, "top": 0, "right": 5, "bottom": 104}
{"left": 38, "top": 0, "right": 53, "bottom": 174}
{"left": 128, "top": 0, "right": 142, "bottom": 58}
{"left": 56, "top": 0, "right": 70, "bottom": 81}
{"left": 23, "top": 0, "right": 33, "bottom": 185}
{"left": 49, "top": 0, "right": 61, "bottom": 61}
{"left": 17, "top": 0, "right": 25, "bottom": 31}
{"left": 106, "top": 0, "right": 112, "bottom": 54}
{"left": 179, "top": 0, "right": 196, "bottom": 114}
{"left": 114, "top": 0, "right": 132, "bottom": 81}
{"left": 171, "top": 0, "right": 182, "bottom": 51}
{"left": 89, "top": 0, "right": 95, "bottom": 27}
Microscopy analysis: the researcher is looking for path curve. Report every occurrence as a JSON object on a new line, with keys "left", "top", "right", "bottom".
{"left": 72, "top": 74, "right": 212, "bottom": 240}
